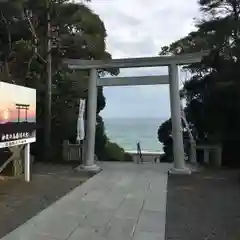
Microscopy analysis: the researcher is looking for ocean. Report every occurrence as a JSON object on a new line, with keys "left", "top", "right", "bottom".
{"left": 104, "top": 118, "right": 166, "bottom": 152}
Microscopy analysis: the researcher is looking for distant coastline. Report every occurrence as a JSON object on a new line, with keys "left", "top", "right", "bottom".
{"left": 126, "top": 150, "right": 164, "bottom": 154}
{"left": 104, "top": 117, "right": 166, "bottom": 152}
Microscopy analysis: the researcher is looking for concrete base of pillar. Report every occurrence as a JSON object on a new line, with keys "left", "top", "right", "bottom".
{"left": 75, "top": 164, "right": 102, "bottom": 174}
{"left": 186, "top": 163, "right": 202, "bottom": 173}
{"left": 168, "top": 167, "right": 191, "bottom": 175}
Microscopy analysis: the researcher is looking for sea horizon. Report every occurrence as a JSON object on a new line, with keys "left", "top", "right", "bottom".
{"left": 103, "top": 117, "right": 168, "bottom": 152}
{"left": 103, "top": 116, "right": 168, "bottom": 119}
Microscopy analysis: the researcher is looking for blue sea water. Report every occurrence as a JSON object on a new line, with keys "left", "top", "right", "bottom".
{"left": 104, "top": 118, "right": 166, "bottom": 152}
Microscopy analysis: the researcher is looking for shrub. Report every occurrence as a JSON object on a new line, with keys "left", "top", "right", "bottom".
{"left": 104, "top": 142, "right": 125, "bottom": 161}
{"left": 123, "top": 152, "right": 133, "bottom": 162}
{"left": 160, "top": 153, "right": 173, "bottom": 163}
{"left": 100, "top": 141, "right": 133, "bottom": 162}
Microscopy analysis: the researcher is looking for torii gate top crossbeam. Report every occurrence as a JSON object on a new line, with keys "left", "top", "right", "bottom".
{"left": 64, "top": 51, "right": 208, "bottom": 70}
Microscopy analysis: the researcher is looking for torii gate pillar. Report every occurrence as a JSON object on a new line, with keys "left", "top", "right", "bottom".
{"left": 82, "top": 68, "right": 101, "bottom": 172}
{"left": 168, "top": 64, "right": 191, "bottom": 174}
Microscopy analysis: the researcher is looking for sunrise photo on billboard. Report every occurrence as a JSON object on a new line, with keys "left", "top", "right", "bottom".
{"left": 0, "top": 82, "right": 36, "bottom": 145}
{"left": 0, "top": 82, "right": 36, "bottom": 124}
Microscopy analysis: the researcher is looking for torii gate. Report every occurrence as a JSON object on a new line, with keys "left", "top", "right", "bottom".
{"left": 64, "top": 51, "right": 208, "bottom": 174}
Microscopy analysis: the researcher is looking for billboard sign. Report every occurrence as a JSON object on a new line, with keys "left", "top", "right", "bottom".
{"left": 0, "top": 82, "right": 36, "bottom": 148}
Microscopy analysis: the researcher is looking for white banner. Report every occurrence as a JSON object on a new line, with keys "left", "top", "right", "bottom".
{"left": 76, "top": 99, "right": 86, "bottom": 142}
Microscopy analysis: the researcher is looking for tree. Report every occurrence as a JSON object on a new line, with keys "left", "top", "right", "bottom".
{"left": 157, "top": 119, "right": 173, "bottom": 162}
{"left": 158, "top": 0, "right": 240, "bottom": 166}
{"left": 0, "top": 0, "right": 118, "bottom": 170}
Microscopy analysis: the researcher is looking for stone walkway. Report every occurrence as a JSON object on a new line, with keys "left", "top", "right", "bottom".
{"left": 1, "top": 162, "right": 170, "bottom": 240}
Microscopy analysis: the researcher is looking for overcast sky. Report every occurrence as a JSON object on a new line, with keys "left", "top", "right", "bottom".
{"left": 88, "top": 0, "right": 199, "bottom": 119}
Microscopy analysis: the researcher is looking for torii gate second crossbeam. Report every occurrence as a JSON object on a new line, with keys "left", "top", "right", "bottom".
{"left": 64, "top": 51, "right": 208, "bottom": 174}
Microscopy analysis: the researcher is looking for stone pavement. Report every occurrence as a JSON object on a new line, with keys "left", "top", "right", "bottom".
{"left": 1, "top": 162, "right": 170, "bottom": 240}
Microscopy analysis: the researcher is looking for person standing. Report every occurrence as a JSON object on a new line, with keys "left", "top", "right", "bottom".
{"left": 137, "top": 142, "right": 143, "bottom": 164}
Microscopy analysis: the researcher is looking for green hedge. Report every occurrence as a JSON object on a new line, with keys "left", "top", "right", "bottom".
{"left": 103, "top": 141, "right": 133, "bottom": 162}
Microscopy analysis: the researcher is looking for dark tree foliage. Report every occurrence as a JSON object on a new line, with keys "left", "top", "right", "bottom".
{"left": 0, "top": 0, "right": 118, "bottom": 161}
{"left": 158, "top": 0, "right": 240, "bottom": 166}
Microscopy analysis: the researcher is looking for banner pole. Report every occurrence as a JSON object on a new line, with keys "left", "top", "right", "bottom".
{"left": 24, "top": 143, "right": 30, "bottom": 182}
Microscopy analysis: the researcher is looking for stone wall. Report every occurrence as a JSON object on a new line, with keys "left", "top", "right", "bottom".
{"left": 126, "top": 151, "right": 164, "bottom": 163}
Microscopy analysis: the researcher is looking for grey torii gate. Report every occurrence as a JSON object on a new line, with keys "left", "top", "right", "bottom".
{"left": 65, "top": 51, "right": 208, "bottom": 174}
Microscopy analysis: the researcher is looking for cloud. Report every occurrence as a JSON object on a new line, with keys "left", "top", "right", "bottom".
{"left": 103, "top": 85, "right": 171, "bottom": 119}
{"left": 87, "top": 0, "right": 200, "bottom": 118}
{"left": 110, "top": 37, "right": 157, "bottom": 57}
{"left": 88, "top": 0, "right": 199, "bottom": 58}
